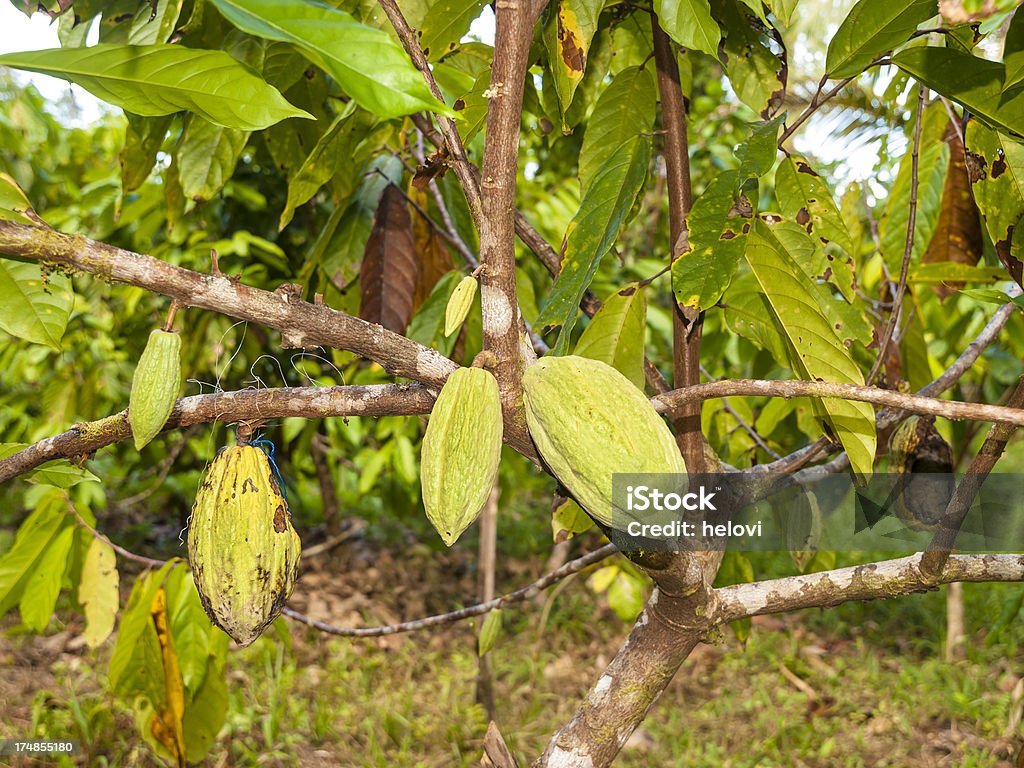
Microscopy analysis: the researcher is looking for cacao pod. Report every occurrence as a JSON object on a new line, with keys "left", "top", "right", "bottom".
{"left": 889, "top": 415, "right": 954, "bottom": 530}
{"left": 444, "top": 275, "right": 477, "bottom": 337}
{"left": 421, "top": 367, "right": 503, "bottom": 545}
{"left": 188, "top": 444, "right": 301, "bottom": 645}
{"left": 522, "top": 355, "right": 686, "bottom": 528}
{"left": 129, "top": 329, "right": 182, "bottom": 450}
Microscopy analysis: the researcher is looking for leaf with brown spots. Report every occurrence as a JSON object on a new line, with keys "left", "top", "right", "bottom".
{"left": 542, "top": 0, "right": 601, "bottom": 124}
{"left": 359, "top": 183, "right": 419, "bottom": 333}
{"left": 776, "top": 155, "right": 852, "bottom": 255}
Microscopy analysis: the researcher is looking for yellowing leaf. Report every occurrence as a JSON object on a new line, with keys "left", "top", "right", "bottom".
{"left": 80, "top": 538, "right": 120, "bottom": 648}
{"left": 149, "top": 586, "right": 187, "bottom": 768}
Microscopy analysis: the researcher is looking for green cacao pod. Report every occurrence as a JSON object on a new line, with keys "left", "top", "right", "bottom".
{"left": 444, "top": 275, "right": 478, "bottom": 337}
{"left": 188, "top": 444, "right": 301, "bottom": 645}
{"left": 129, "top": 329, "right": 182, "bottom": 450}
{"left": 522, "top": 355, "right": 686, "bottom": 528}
{"left": 421, "top": 367, "right": 503, "bottom": 546}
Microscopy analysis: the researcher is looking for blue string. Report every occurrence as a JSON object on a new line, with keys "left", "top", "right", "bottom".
{"left": 249, "top": 436, "right": 290, "bottom": 508}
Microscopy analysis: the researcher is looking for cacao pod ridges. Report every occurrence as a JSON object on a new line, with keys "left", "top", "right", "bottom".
{"left": 420, "top": 367, "right": 503, "bottom": 546}
{"left": 128, "top": 328, "right": 182, "bottom": 450}
{"left": 522, "top": 355, "right": 686, "bottom": 529}
{"left": 188, "top": 444, "right": 301, "bottom": 646}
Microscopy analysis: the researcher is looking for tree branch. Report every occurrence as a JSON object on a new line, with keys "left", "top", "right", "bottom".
{"left": 654, "top": 378, "right": 1024, "bottom": 428}
{"left": 284, "top": 543, "right": 615, "bottom": 637}
{"left": 0, "top": 221, "right": 457, "bottom": 386}
{"left": 0, "top": 384, "right": 436, "bottom": 483}
{"left": 714, "top": 553, "right": 1024, "bottom": 623}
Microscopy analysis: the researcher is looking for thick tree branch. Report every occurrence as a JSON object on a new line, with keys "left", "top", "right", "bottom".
{"left": 651, "top": 16, "right": 705, "bottom": 474}
{"left": 715, "top": 553, "right": 1024, "bottom": 622}
{"left": 0, "top": 222, "right": 457, "bottom": 386}
{"left": 0, "top": 384, "right": 435, "bottom": 483}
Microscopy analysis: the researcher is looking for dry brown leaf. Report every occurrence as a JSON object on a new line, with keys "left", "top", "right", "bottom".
{"left": 359, "top": 183, "right": 418, "bottom": 333}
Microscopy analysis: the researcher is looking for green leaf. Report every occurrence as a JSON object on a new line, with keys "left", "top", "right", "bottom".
{"left": 574, "top": 283, "right": 647, "bottom": 389}
{"left": 128, "top": 0, "right": 185, "bottom": 45}
{"left": 166, "top": 567, "right": 212, "bottom": 699}
{"left": 182, "top": 632, "right": 229, "bottom": 763}
{"left": 407, "top": 271, "right": 463, "bottom": 355}
{"left": 405, "top": 0, "right": 487, "bottom": 60}
{"left": 178, "top": 116, "right": 250, "bottom": 203}
{"left": 737, "top": 116, "right": 784, "bottom": 182}
{"left": 825, "top": 0, "right": 936, "bottom": 78}
{"left": 121, "top": 114, "right": 173, "bottom": 194}
{"left": 912, "top": 263, "right": 1006, "bottom": 283}
{"left": 0, "top": 261, "right": 72, "bottom": 351}
{"left": 0, "top": 493, "right": 69, "bottom": 619}
{"left": 210, "top": 0, "right": 453, "bottom": 119}
{"left": 607, "top": 568, "right": 645, "bottom": 621}
{"left": 775, "top": 155, "right": 853, "bottom": 255}
{"left": 1004, "top": 9, "right": 1024, "bottom": 93}
{"left": 80, "top": 538, "right": 120, "bottom": 649}
{"left": 0, "top": 44, "right": 311, "bottom": 130}
{"left": 279, "top": 103, "right": 368, "bottom": 230}
{"left": 19, "top": 524, "right": 73, "bottom": 631}
{"left": 0, "top": 172, "right": 43, "bottom": 225}
{"left": 543, "top": 0, "right": 602, "bottom": 122}
{"left": 109, "top": 562, "right": 177, "bottom": 696}
{"left": 672, "top": 170, "right": 752, "bottom": 311}
{"left": 551, "top": 498, "right": 594, "bottom": 542}
{"left": 743, "top": 225, "right": 876, "bottom": 475}
{"left": 965, "top": 121, "right": 1024, "bottom": 282}
{"left": 712, "top": 0, "right": 787, "bottom": 119}
{"left": 535, "top": 138, "right": 650, "bottom": 353}
{"left": 893, "top": 48, "right": 1024, "bottom": 138}
{"left": 655, "top": 0, "right": 721, "bottom": 58}
{"left": 477, "top": 608, "right": 502, "bottom": 657}
{"left": 578, "top": 66, "right": 657, "bottom": 191}
{"left": 879, "top": 141, "right": 950, "bottom": 271}
{"left": 768, "top": 0, "right": 799, "bottom": 27}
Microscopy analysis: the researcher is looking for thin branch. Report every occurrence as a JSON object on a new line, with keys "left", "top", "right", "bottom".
{"left": 66, "top": 496, "right": 168, "bottom": 569}
{"left": 282, "top": 544, "right": 615, "bottom": 637}
{"left": 714, "top": 553, "right": 1024, "bottom": 623}
{"left": 719, "top": 397, "right": 783, "bottom": 460}
{"left": 653, "top": 378, "right": 1024, "bottom": 427}
{"left": 866, "top": 85, "right": 926, "bottom": 386}
{"left": 0, "top": 384, "right": 436, "bottom": 483}
{"left": 920, "top": 375, "right": 1024, "bottom": 580}
{"left": 778, "top": 74, "right": 856, "bottom": 148}
{"left": 0, "top": 221, "right": 457, "bottom": 386}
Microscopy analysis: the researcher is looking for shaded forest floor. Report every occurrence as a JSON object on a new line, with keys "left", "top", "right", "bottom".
{"left": 1, "top": 536, "right": 1022, "bottom": 767}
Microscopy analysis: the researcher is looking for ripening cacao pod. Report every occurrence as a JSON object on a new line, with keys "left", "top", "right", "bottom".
{"left": 188, "top": 444, "right": 301, "bottom": 645}
{"left": 522, "top": 356, "right": 686, "bottom": 528}
{"left": 421, "top": 367, "right": 503, "bottom": 546}
{"left": 444, "top": 275, "right": 478, "bottom": 337}
{"left": 889, "top": 415, "right": 954, "bottom": 530}
{"left": 129, "top": 329, "right": 182, "bottom": 449}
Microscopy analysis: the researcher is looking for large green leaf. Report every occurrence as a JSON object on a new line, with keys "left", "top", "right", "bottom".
{"left": 0, "top": 493, "right": 70, "bottom": 619}
{"left": 965, "top": 121, "right": 1024, "bottom": 284}
{"left": 894, "top": 48, "right": 1024, "bottom": 137}
{"left": 109, "top": 562, "right": 177, "bottom": 699}
{"left": 574, "top": 283, "right": 647, "bottom": 389}
{"left": 0, "top": 261, "right": 73, "bottom": 351}
{"left": 737, "top": 116, "right": 784, "bottom": 183}
{"left": 534, "top": 138, "right": 650, "bottom": 353}
{"left": 743, "top": 225, "right": 876, "bottom": 475}
{"left": 672, "top": 170, "right": 752, "bottom": 312}
{"left": 1004, "top": 9, "right": 1024, "bottom": 93}
{"left": 178, "top": 116, "right": 250, "bottom": 203}
{"left": 210, "top": 0, "right": 453, "bottom": 119}
{"left": 543, "top": 0, "right": 602, "bottom": 122}
{"left": 775, "top": 154, "right": 853, "bottom": 255}
{"left": 0, "top": 44, "right": 310, "bottom": 130}
{"left": 19, "top": 525, "right": 74, "bottom": 632}
{"left": 825, "top": 0, "right": 936, "bottom": 78}
{"left": 578, "top": 66, "right": 657, "bottom": 191}
{"left": 654, "top": 0, "right": 720, "bottom": 58}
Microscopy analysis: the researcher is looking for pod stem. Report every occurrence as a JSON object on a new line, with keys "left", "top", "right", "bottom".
{"left": 162, "top": 300, "right": 180, "bottom": 332}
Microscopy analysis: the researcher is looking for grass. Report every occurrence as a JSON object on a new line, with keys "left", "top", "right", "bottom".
{"left": 2, "top": 569, "right": 1022, "bottom": 767}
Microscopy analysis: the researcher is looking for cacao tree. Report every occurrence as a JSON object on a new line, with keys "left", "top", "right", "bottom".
{"left": 1, "top": 0, "right": 1024, "bottom": 765}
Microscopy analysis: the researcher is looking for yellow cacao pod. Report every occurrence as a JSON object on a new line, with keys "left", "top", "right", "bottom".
{"left": 444, "top": 275, "right": 478, "bottom": 337}
{"left": 129, "top": 329, "right": 182, "bottom": 450}
{"left": 421, "top": 367, "right": 503, "bottom": 546}
{"left": 188, "top": 445, "right": 301, "bottom": 645}
{"left": 522, "top": 356, "right": 686, "bottom": 528}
